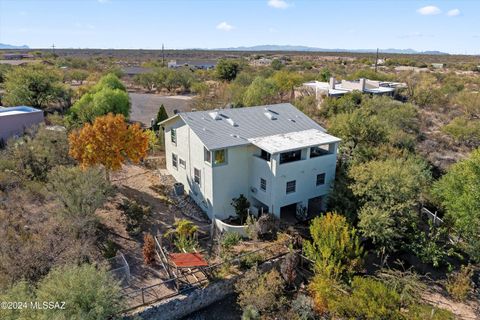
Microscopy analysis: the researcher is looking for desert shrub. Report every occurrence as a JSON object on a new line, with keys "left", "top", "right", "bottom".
{"left": 221, "top": 232, "right": 242, "bottom": 249}
{"left": 280, "top": 252, "right": 299, "bottom": 287}
{"left": 35, "top": 264, "right": 122, "bottom": 320}
{"left": 48, "top": 166, "right": 111, "bottom": 232}
{"left": 5, "top": 125, "right": 72, "bottom": 181}
{"left": 165, "top": 219, "right": 198, "bottom": 252}
{"left": 235, "top": 267, "right": 285, "bottom": 315}
{"left": 442, "top": 117, "right": 480, "bottom": 147}
{"left": 242, "top": 305, "right": 260, "bottom": 320}
{"left": 337, "top": 277, "right": 403, "bottom": 320}
{"left": 308, "top": 274, "right": 344, "bottom": 314}
{"left": 446, "top": 265, "right": 473, "bottom": 302}
{"left": 118, "top": 199, "right": 150, "bottom": 236}
{"left": 291, "top": 294, "right": 315, "bottom": 320}
{"left": 102, "top": 239, "right": 119, "bottom": 259}
{"left": 239, "top": 252, "right": 264, "bottom": 270}
{"left": 143, "top": 233, "right": 156, "bottom": 265}
{"left": 303, "top": 212, "right": 363, "bottom": 280}
{"left": 245, "top": 214, "right": 258, "bottom": 240}
{"left": 254, "top": 213, "right": 279, "bottom": 240}
{"left": 376, "top": 267, "right": 427, "bottom": 307}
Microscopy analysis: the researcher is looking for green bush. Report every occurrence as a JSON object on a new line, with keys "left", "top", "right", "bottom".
{"left": 118, "top": 199, "right": 150, "bottom": 236}
{"left": 239, "top": 252, "right": 264, "bottom": 270}
{"left": 221, "top": 232, "right": 242, "bottom": 249}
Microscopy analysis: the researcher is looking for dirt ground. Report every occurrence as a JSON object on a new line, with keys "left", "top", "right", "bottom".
{"left": 422, "top": 287, "right": 479, "bottom": 320}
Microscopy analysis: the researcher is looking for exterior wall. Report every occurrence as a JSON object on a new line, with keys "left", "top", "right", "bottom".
{"left": 211, "top": 145, "right": 251, "bottom": 220}
{"left": 164, "top": 118, "right": 339, "bottom": 221}
{"left": 164, "top": 119, "right": 214, "bottom": 217}
{"left": 0, "top": 107, "right": 44, "bottom": 142}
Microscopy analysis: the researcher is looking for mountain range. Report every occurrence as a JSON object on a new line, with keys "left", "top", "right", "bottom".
{"left": 0, "top": 43, "right": 30, "bottom": 49}
{"left": 213, "top": 45, "right": 448, "bottom": 55}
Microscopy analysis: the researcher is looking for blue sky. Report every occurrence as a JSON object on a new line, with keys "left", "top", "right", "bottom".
{"left": 0, "top": 0, "right": 479, "bottom": 54}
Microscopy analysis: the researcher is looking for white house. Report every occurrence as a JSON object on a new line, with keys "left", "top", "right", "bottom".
{"left": 302, "top": 77, "right": 406, "bottom": 99}
{"left": 0, "top": 106, "right": 44, "bottom": 143}
{"left": 160, "top": 103, "right": 341, "bottom": 221}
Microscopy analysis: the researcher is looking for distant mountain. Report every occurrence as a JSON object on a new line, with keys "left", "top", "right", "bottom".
{"left": 0, "top": 43, "right": 29, "bottom": 49}
{"left": 214, "top": 45, "right": 449, "bottom": 55}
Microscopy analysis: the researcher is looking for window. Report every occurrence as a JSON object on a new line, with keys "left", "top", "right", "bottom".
{"left": 280, "top": 150, "right": 302, "bottom": 164}
{"left": 204, "top": 147, "right": 211, "bottom": 163}
{"left": 286, "top": 180, "right": 296, "bottom": 194}
{"left": 171, "top": 128, "right": 177, "bottom": 144}
{"left": 172, "top": 153, "right": 178, "bottom": 169}
{"left": 260, "top": 178, "right": 267, "bottom": 191}
{"left": 316, "top": 173, "right": 326, "bottom": 186}
{"left": 194, "top": 168, "right": 201, "bottom": 186}
{"left": 179, "top": 158, "right": 186, "bottom": 169}
{"left": 310, "top": 145, "right": 331, "bottom": 158}
{"left": 214, "top": 149, "right": 227, "bottom": 165}
{"left": 260, "top": 149, "right": 271, "bottom": 161}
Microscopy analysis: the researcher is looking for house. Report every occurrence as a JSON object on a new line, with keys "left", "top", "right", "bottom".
{"left": 301, "top": 77, "right": 406, "bottom": 99}
{"left": 0, "top": 106, "right": 44, "bottom": 143}
{"left": 160, "top": 103, "right": 341, "bottom": 221}
{"left": 167, "top": 59, "right": 216, "bottom": 70}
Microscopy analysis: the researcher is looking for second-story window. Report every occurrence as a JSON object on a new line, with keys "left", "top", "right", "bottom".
{"left": 204, "top": 147, "right": 211, "bottom": 163}
{"left": 316, "top": 173, "right": 326, "bottom": 186}
{"left": 260, "top": 178, "right": 267, "bottom": 191}
{"left": 179, "top": 158, "right": 186, "bottom": 169}
{"left": 214, "top": 149, "right": 227, "bottom": 165}
{"left": 171, "top": 128, "right": 177, "bottom": 145}
{"left": 280, "top": 150, "right": 302, "bottom": 164}
{"left": 172, "top": 153, "right": 178, "bottom": 169}
{"left": 194, "top": 168, "right": 201, "bottom": 186}
{"left": 286, "top": 180, "right": 296, "bottom": 194}
{"left": 260, "top": 149, "right": 271, "bottom": 161}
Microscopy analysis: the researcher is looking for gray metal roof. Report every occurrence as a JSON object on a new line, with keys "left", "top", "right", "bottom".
{"left": 175, "top": 103, "right": 327, "bottom": 150}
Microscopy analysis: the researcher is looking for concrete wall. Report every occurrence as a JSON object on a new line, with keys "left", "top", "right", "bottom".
{"left": 0, "top": 107, "right": 44, "bottom": 142}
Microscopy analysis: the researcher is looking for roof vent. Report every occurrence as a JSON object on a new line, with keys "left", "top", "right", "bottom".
{"left": 226, "top": 118, "right": 237, "bottom": 126}
{"left": 288, "top": 118, "right": 296, "bottom": 123}
{"left": 264, "top": 112, "right": 277, "bottom": 120}
{"left": 208, "top": 111, "right": 221, "bottom": 120}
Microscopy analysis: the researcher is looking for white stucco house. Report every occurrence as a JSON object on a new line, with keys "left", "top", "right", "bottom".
{"left": 160, "top": 103, "right": 341, "bottom": 221}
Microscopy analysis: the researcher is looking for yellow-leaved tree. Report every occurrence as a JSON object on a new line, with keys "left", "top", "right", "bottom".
{"left": 69, "top": 113, "right": 149, "bottom": 181}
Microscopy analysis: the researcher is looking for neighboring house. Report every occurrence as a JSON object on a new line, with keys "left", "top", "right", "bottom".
{"left": 167, "top": 59, "right": 216, "bottom": 70}
{"left": 301, "top": 77, "right": 406, "bottom": 99}
{"left": 160, "top": 103, "right": 341, "bottom": 221}
{"left": 0, "top": 106, "right": 44, "bottom": 143}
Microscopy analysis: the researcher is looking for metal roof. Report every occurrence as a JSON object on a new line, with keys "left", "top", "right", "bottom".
{"left": 169, "top": 253, "right": 208, "bottom": 268}
{"left": 248, "top": 129, "right": 341, "bottom": 154}
{"left": 168, "top": 103, "right": 329, "bottom": 151}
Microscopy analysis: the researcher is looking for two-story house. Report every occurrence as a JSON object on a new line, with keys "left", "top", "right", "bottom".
{"left": 160, "top": 103, "right": 341, "bottom": 221}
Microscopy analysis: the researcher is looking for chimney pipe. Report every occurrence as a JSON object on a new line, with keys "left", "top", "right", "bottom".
{"left": 329, "top": 77, "right": 336, "bottom": 89}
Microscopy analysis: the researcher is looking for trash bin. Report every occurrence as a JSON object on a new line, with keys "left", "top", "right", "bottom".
{"left": 173, "top": 182, "right": 184, "bottom": 196}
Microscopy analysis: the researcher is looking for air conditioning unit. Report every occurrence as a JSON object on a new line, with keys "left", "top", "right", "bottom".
{"left": 250, "top": 187, "right": 257, "bottom": 194}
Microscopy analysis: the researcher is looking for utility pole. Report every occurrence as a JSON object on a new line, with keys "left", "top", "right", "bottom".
{"left": 51, "top": 43, "right": 56, "bottom": 56}
{"left": 374, "top": 48, "right": 379, "bottom": 73}
{"left": 162, "top": 43, "right": 165, "bottom": 67}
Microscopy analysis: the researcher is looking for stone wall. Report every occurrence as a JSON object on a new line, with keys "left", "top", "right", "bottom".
{"left": 126, "top": 255, "right": 285, "bottom": 320}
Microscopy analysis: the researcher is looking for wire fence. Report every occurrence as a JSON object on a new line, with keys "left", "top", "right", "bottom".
{"left": 119, "top": 238, "right": 291, "bottom": 312}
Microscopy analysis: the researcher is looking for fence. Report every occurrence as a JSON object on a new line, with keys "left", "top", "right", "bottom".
{"left": 108, "top": 252, "right": 131, "bottom": 287}
{"left": 119, "top": 238, "right": 290, "bottom": 312}
{"left": 421, "top": 207, "right": 444, "bottom": 227}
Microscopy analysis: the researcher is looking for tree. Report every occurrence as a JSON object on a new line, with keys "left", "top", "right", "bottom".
{"left": 231, "top": 194, "right": 251, "bottom": 224}
{"left": 303, "top": 213, "right": 363, "bottom": 280}
{"left": 271, "top": 70, "right": 303, "bottom": 101}
{"left": 243, "top": 76, "right": 278, "bottom": 107}
{"left": 35, "top": 264, "right": 122, "bottom": 320}
{"left": 152, "top": 104, "right": 168, "bottom": 131}
{"left": 358, "top": 205, "right": 397, "bottom": 258}
{"left": 235, "top": 267, "right": 285, "bottom": 315}
{"left": 68, "top": 87, "right": 130, "bottom": 124}
{"left": 432, "top": 149, "right": 480, "bottom": 262}
{"left": 92, "top": 72, "right": 126, "bottom": 92}
{"left": 349, "top": 156, "right": 431, "bottom": 214}
{"left": 216, "top": 59, "right": 240, "bottom": 81}
{"left": 47, "top": 166, "right": 111, "bottom": 232}
{"left": 3, "top": 64, "right": 70, "bottom": 110}
{"left": 69, "top": 113, "right": 149, "bottom": 181}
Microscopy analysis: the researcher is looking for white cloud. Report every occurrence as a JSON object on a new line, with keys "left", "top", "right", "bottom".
{"left": 216, "top": 21, "right": 234, "bottom": 32}
{"left": 447, "top": 9, "right": 460, "bottom": 16}
{"left": 417, "top": 5, "right": 441, "bottom": 15}
{"left": 268, "top": 0, "right": 291, "bottom": 9}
